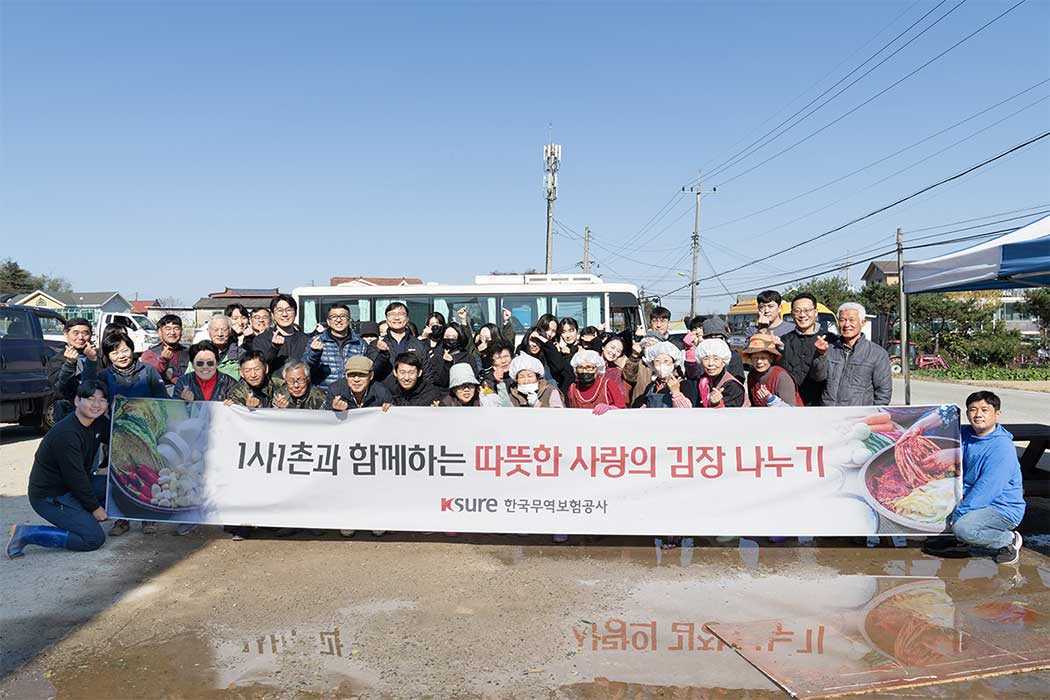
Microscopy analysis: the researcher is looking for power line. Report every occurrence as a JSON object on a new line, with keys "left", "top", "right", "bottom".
{"left": 660, "top": 130, "right": 1050, "bottom": 296}
{"left": 694, "top": 226, "right": 1020, "bottom": 299}
{"left": 702, "top": 79, "right": 1049, "bottom": 235}
{"left": 703, "top": 0, "right": 960, "bottom": 182}
{"left": 905, "top": 203, "right": 1050, "bottom": 233}
{"left": 713, "top": 0, "right": 1030, "bottom": 189}
{"left": 695, "top": 0, "right": 924, "bottom": 177}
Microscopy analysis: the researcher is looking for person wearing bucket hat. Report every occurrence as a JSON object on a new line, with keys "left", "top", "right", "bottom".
{"left": 507, "top": 353, "right": 564, "bottom": 407}
{"left": 567, "top": 350, "right": 625, "bottom": 413}
{"left": 440, "top": 363, "right": 482, "bottom": 407}
{"left": 327, "top": 355, "right": 392, "bottom": 411}
{"left": 695, "top": 338, "right": 746, "bottom": 408}
{"left": 741, "top": 334, "right": 801, "bottom": 407}
{"left": 632, "top": 341, "right": 696, "bottom": 409}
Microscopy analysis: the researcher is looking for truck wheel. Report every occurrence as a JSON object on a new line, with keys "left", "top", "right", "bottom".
{"left": 890, "top": 359, "right": 903, "bottom": 375}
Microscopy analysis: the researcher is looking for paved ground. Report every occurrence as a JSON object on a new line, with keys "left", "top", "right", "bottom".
{"left": 890, "top": 378, "right": 1049, "bottom": 424}
{"left": 2, "top": 384, "right": 1048, "bottom": 699}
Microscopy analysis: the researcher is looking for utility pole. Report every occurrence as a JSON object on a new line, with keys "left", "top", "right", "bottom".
{"left": 543, "top": 141, "right": 561, "bottom": 274}
{"left": 897, "top": 226, "right": 911, "bottom": 405}
{"left": 682, "top": 172, "right": 715, "bottom": 319}
{"left": 582, "top": 226, "right": 591, "bottom": 274}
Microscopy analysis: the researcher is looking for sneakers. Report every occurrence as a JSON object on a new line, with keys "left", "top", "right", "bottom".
{"left": 994, "top": 532, "right": 1023, "bottom": 565}
{"left": 141, "top": 521, "right": 158, "bottom": 535}
{"left": 339, "top": 530, "right": 356, "bottom": 538}
{"left": 922, "top": 535, "right": 971, "bottom": 558}
{"left": 110, "top": 519, "right": 130, "bottom": 537}
{"left": 552, "top": 534, "right": 569, "bottom": 544}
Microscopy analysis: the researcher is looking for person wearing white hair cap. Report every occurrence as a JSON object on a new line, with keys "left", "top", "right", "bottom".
{"left": 508, "top": 353, "right": 564, "bottom": 408}
{"left": 636, "top": 341, "right": 696, "bottom": 408}
{"left": 695, "top": 338, "right": 746, "bottom": 408}
{"left": 566, "top": 349, "right": 625, "bottom": 413}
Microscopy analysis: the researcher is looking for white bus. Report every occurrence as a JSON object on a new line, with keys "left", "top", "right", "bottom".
{"left": 293, "top": 274, "right": 642, "bottom": 341}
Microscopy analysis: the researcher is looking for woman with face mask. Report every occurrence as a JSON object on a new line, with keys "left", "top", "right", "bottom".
{"left": 432, "top": 322, "right": 481, "bottom": 393}
{"left": 632, "top": 341, "right": 697, "bottom": 409}
{"left": 507, "top": 354, "right": 564, "bottom": 408}
{"left": 566, "top": 350, "right": 625, "bottom": 413}
{"left": 695, "top": 339, "right": 746, "bottom": 408}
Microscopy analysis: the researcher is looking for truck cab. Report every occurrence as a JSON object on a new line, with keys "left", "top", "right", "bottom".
{"left": 97, "top": 312, "right": 160, "bottom": 354}
{"left": 0, "top": 304, "right": 55, "bottom": 429}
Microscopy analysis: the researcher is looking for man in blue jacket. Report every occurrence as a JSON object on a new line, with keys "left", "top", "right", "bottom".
{"left": 303, "top": 303, "right": 370, "bottom": 391}
{"left": 926, "top": 391, "right": 1025, "bottom": 564}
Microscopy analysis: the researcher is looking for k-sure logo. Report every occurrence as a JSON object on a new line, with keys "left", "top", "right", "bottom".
{"left": 441, "top": 497, "right": 499, "bottom": 513}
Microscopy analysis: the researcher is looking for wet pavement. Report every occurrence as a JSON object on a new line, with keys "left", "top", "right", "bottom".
{"left": 2, "top": 535, "right": 1048, "bottom": 699}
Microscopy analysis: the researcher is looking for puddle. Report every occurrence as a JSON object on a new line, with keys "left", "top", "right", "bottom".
{"left": 12, "top": 541, "right": 1050, "bottom": 700}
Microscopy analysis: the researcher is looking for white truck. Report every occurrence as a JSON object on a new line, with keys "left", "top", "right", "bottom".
{"left": 96, "top": 311, "right": 160, "bottom": 355}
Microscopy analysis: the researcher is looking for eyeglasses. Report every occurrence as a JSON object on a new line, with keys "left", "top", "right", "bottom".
{"left": 286, "top": 377, "right": 309, "bottom": 386}
{"left": 194, "top": 360, "right": 216, "bottom": 367}
{"left": 793, "top": 307, "right": 816, "bottom": 315}
{"left": 328, "top": 314, "right": 350, "bottom": 320}
{"left": 274, "top": 307, "right": 295, "bottom": 315}
{"left": 387, "top": 312, "right": 408, "bottom": 319}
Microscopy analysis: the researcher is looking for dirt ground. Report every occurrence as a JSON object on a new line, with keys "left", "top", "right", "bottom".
{"left": 3, "top": 424, "right": 1049, "bottom": 699}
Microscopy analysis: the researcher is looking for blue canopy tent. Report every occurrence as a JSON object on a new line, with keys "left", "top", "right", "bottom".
{"left": 898, "top": 216, "right": 1050, "bottom": 403}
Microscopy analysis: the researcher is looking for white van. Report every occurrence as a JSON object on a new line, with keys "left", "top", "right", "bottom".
{"left": 96, "top": 312, "right": 160, "bottom": 354}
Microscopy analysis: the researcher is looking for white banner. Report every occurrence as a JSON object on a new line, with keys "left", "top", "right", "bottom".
{"left": 107, "top": 399, "right": 962, "bottom": 536}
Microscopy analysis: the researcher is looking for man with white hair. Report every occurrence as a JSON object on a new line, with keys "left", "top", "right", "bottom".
{"left": 206, "top": 315, "right": 245, "bottom": 380}
{"left": 814, "top": 302, "right": 892, "bottom": 406}
{"left": 274, "top": 360, "right": 328, "bottom": 410}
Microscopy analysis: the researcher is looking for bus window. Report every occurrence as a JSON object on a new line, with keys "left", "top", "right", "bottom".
{"left": 550, "top": 295, "right": 601, "bottom": 328}
{"left": 500, "top": 295, "right": 548, "bottom": 333}
{"left": 375, "top": 297, "right": 430, "bottom": 333}
{"left": 301, "top": 297, "right": 372, "bottom": 331}
{"left": 430, "top": 295, "right": 495, "bottom": 334}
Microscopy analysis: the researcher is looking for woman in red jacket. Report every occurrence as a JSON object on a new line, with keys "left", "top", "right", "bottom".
{"left": 566, "top": 350, "right": 626, "bottom": 412}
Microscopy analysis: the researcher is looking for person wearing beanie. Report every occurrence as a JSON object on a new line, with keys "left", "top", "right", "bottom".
{"left": 440, "top": 363, "right": 482, "bottom": 407}
{"left": 566, "top": 350, "right": 625, "bottom": 413}
{"left": 632, "top": 341, "right": 696, "bottom": 409}
{"left": 695, "top": 339, "right": 746, "bottom": 408}
{"left": 507, "top": 354, "right": 564, "bottom": 408}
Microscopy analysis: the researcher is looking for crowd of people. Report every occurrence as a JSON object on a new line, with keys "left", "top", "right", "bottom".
{"left": 6, "top": 289, "right": 1026, "bottom": 566}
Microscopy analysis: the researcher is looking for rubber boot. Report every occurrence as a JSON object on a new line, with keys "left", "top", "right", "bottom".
{"left": 6, "top": 524, "right": 70, "bottom": 559}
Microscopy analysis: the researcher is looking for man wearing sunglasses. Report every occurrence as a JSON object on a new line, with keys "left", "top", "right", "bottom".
{"left": 173, "top": 341, "right": 237, "bottom": 402}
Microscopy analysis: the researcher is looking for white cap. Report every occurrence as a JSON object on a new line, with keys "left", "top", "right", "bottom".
{"left": 508, "top": 353, "right": 544, "bottom": 382}
{"left": 696, "top": 338, "right": 732, "bottom": 364}
{"left": 448, "top": 363, "right": 479, "bottom": 388}
{"left": 643, "top": 341, "right": 684, "bottom": 370}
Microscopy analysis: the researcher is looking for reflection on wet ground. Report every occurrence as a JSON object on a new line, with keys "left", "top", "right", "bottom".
{"left": 3, "top": 538, "right": 1048, "bottom": 699}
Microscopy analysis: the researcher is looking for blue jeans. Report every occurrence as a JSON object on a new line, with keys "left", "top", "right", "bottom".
{"left": 28, "top": 475, "right": 108, "bottom": 551}
{"left": 952, "top": 507, "right": 1017, "bottom": 550}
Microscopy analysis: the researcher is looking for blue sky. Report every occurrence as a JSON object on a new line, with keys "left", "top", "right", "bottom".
{"left": 3, "top": 0, "right": 1047, "bottom": 315}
